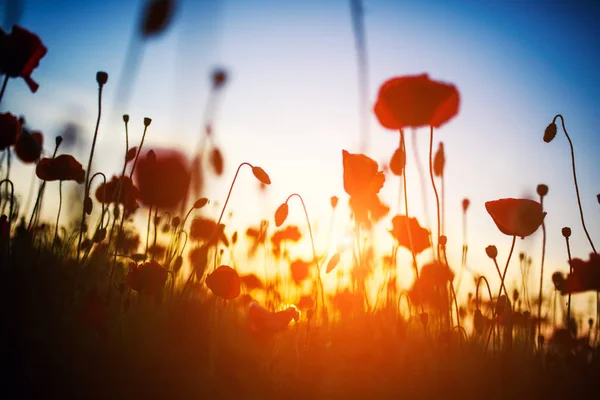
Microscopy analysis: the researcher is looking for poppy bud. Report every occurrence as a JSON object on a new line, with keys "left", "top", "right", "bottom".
{"left": 485, "top": 245, "right": 498, "bottom": 259}
{"left": 433, "top": 142, "right": 445, "bottom": 177}
{"left": 252, "top": 166, "right": 271, "bottom": 185}
{"left": 496, "top": 295, "right": 508, "bottom": 315}
{"left": 439, "top": 235, "right": 447, "bottom": 246}
{"left": 194, "top": 197, "right": 209, "bottom": 209}
{"left": 93, "top": 228, "right": 106, "bottom": 243}
{"left": 173, "top": 255, "right": 183, "bottom": 273}
{"left": 84, "top": 196, "right": 93, "bottom": 215}
{"left": 536, "top": 184, "right": 548, "bottom": 197}
{"left": 161, "top": 223, "right": 170, "bottom": 234}
{"left": 212, "top": 68, "right": 228, "bottom": 89}
{"left": 389, "top": 145, "right": 406, "bottom": 176}
{"left": 96, "top": 71, "right": 108, "bottom": 86}
{"left": 143, "top": 117, "right": 152, "bottom": 127}
{"left": 126, "top": 147, "right": 137, "bottom": 163}
{"left": 474, "top": 309, "right": 484, "bottom": 334}
{"left": 141, "top": 0, "right": 175, "bottom": 37}
{"left": 512, "top": 289, "right": 519, "bottom": 303}
{"left": 330, "top": 196, "right": 339, "bottom": 209}
{"left": 561, "top": 227, "right": 571, "bottom": 238}
{"left": 232, "top": 231, "right": 238, "bottom": 245}
{"left": 462, "top": 198, "right": 470, "bottom": 213}
{"left": 274, "top": 203, "right": 289, "bottom": 227}
{"left": 55, "top": 135, "right": 63, "bottom": 147}
{"left": 326, "top": 252, "right": 341, "bottom": 273}
{"left": 551, "top": 272, "right": 565, "bottom": 292}
{"left": 519, "top": 252, "right": 525, "bottom": 261}
{"left": 153, "top": 215, "right": 161, "bottom": 226}
{"left": 543, "top": 122, "right": 557, "bottom": 143}
{"left": 419, "top": 312, "right": 428, "bottom": 326}
{"left": 589, "top": 318, "right": 594, "bottom": 330}
{"left": 210, "top": 148, "right": 224, "bottom": 176}
{"left": 123, "top": 114, "right": 130, "bottom": 123}
{"left": 171, "top": 216, "right": 181, "bottom": 229}
{"left": 597, "top": 194, "right": 600, "bottom": 205}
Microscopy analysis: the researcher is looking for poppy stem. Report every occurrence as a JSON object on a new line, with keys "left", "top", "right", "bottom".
{"left": 129, "top": 123, "right": 150, "bottom": 180}
{"left": 77, "top": 80, "right": 105, "bottom": 264}
{"left": 554, "top": 114, "right": 597, "bottom": 254}
{"left": 145, "top": 206, "right": 152, "bottom": 260}
{"left": 564, "top": 235, "right": 573, "bottom": 325}
{"left": 537, "top": 196, "right": 547, "bottom": 342}
{"left": 0, "top": 179, "right": 14, "bottom": 268}
{"left": 491, "top": 257, "right": 509, "bottom": 298}
{"left": 428, "top": 126, "right": 441, "bottom": 261}
{"left": 53, "top": 181, "right": 62, "bottom": 246}
{"left": 0, "top": 74, "right": 8, "bottom": 107}
{"left": 286, "top": 192, "right": 328, "bottom": 327}
{"left": 152, "top": 208, "right": 158, "bottom": 260}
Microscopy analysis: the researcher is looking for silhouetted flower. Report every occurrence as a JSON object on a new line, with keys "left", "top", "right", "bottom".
{"left": 409, "top": 261, "right": 454, "bottom": 312}
{"left": 485, "top": 245, "right": 498, "bottom": 259}
{"left": 135, "top": 148, "right": 191, "bottom": 210}
{"left": 189, "top": 217, "right": 228, "bottom": 246}
{"left": 210, "top": 147, "right": 224, "bottom": 176}
{"left": 0, "top": 25, "right": 47, "bottom": 92}
{"left": 271, "top": 225, "right": 302, "bottom": 255}
{"left": 14, "top": 128, "right": 43, "bottom": 163}
{"left": 0, "top": 112, "right": 21, "bottom": 150}
{"left": 536, "top": 184, "right": 548, "bottom": 197}
{"left": 462, "top": 198, "right": 470, "bottom": 212}
{"left": 95, "top": 175, "right": 139, "bottom": 216}
{"left": 206, "top": 265, "right": 240, "bottom": 300}
{"left": 330, "top": 196, "right": 339, "bottom": 208}
{"left": 342, "top": 150, "right": 385, "bottom": 198}
{"left": 543, "top": 122, "right": 557, "bottom": 143}
{"left": 562, "top": 227, "right": 571, "bottom": 238}
{"left": 553, "top": 253, "right": 600, "bottom": 295}
{"left": 389, "top": 215, "right": 431, "bottom": 255}
{"left": 485, "top": 198, "right": 546, "bottom": 239}
{"left": 126, "top": 260, "right": 168, "bottom": 298}
{"left": 290, "top": 259, "right": 310, "bottom": 285}
{"left": 374, "top": 74, "right": 460, "bottom": 129}
{"left": 36, "top": 154, "right": 85, "bottom": 183}
{"left": 140, "top": 0, "right": 175, "bottom": 37}
{"left": 212, "top": 68, "right": 228, "bottom": 89}
{"left": 248, "top": 302, "right": 299, "bottom": 337}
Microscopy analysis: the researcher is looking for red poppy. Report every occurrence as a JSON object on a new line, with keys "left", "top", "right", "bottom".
{"left": 35, "top": 154, "right": 85, "bottom": 183}
{"left": 553, "top": 253, "right": 600, "bottom": 295}
{"left": 125, "top": 260, "right": 168, "bottom": 298}
{"left": 485, "top": 198, "right": 546, "bottom": 238}
{"left": 296, "top": 295, "right": 314, "bottom": 310}
{"left": 189, "top": 217, "right": 228, "bottom": 246}
{"left": 350, "top": 194, "right": 390, "bottom": 225}
{"left": 95, "top": 175, "right": 139, "bottom": 216}
{"left": 290, "top": 259, "right": 310, "bottom": 285}
{"left": 240, "top": 273, "right": 263, "bottom": 291}
{"left": 389, "top": 215, "right": 431, "bottom": 255}
{"left": 14, "top": 129, "right": 43, "bottom": 163}
{"left": 374, "top": 74, "right": 460, "bottom": 130}
{"left": 342, "top": 150, "right": 385, "bottom": 198}
{"left": 0, "top": 112, "right": 21, "bottom": 150}
{"left": 134, "top": 148, "right": 191, "bottom": 211}
{"left": 248, "top": 301, "right": 299, "bottom": 337}
{"left": 206, "top": 265, "right": 240, "bottom": 300}
{"left": 409, "top": 261, "right": 454, "bottom": 312}
{"left": 0, "top": 25, "right": 47, "bottom": 92}
{"left": 271, "top": 225, "right": 302, "bottom": 255}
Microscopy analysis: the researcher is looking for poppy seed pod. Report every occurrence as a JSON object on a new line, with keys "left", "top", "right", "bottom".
{"left": 562, "top": 227, "right": 571, "bottom": 238}
{"left": 519, "top": 252, "right": 525, "bottom": 261}
{"left": 536, "top": 184, "right": 548, "bottom": 197}
{"left": 274, "top": 203, "right": 288, "bottom": 227}
{"left": 462, "top": 198, "right": 470, "bottom": 213}
{"left": 439, "top": 235, "right": 447, "bottom": 246}
{"left": 143, "top": 117, "right": 152, "bottom": 127}
{"left": 330, "top": 196, "right": 339, "bottom": 209}
{"left": 96, "top": 71, "right": 108, "bottom": 86}
{"left": 194, "top": 198, "right": 209, "bottom": 209}
{"left": 55, "top": 135, "right": 63, "bottom": 147}
{"left": 543, "top": 122, "right": 557, "bottom": 143}
{"left": 485, "top": 245, "right": 498, "bottom": 259}
{"left": 252, "top": 166, "right": 271, "bottom": 185}
{"left": 123, "top": 114, "right": 130, "bottom": 123}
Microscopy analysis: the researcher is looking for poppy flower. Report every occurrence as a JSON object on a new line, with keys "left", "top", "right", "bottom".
{"left": 35, "top": 154, "right": 85, "bottom": 183}
{"left": 125, "top": 260, "right": 168, "bottom": 298}
{"left": 296, "top": 295, "right": 314, "bottom": 310}
{"left": 373, "top": 74, "right": 460, "bottom": 130}
{"left": 485, "top": 198, "right": 546, "bottom": 239}
{"left": 95, "top": 175, "right": 139, "bottom": 216}
{"left": 271, "top": 225, "right": 302, "bottom": 255}
{"left": 248, "top": 302, "right": 299, "bottom": 337}
{"left": 290, "top": 259, "right": 311, "bottom": 285}
{"left": 14, "top": 128, "right": 43, "bottom": 163}
{"left": 240, "top": 274, "right": 263, "bottom": 291}
{"left": 206, "top": 265, "right": 240, "bottom": 300}
{"left": 189, "top": 217, "right": 228, "bottom": 246}
{"left": 409, "top": 261, "right": 454, "bottom": 312}
{"left": 0, "top": 112, "right": 21, "bottom": 150}
{"left": 342, "top": 150, "right": 385, "bottom": 198}
{"left": 389, "top": 215, "right": 431, "bottom": 255}
{"left": 553, "top": 253, "right": 600, "bottom": 295}
{"left": 134, "top": 148, "right": 191, "bottom": 211}
{"left": 0, "top": 25, "right": 47, "bottom": 92}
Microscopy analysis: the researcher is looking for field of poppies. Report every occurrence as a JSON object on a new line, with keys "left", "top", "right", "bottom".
{"left": 1, "top": 8, "right": 600, "bottom": 400}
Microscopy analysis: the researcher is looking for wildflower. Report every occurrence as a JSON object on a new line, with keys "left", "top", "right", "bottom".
{"left": 485, "top": 198, "right": 546, "bottom": 239}
{"left": 409, "top": 261, "right": 454, "bottom": 312}
{"left": 290, "top": 259, "right": 311, "bottom": 285}
{"left": 248, "top": 302, "right": 299, "bottom": 336}
{"left": 0, "top": 25, "right": 47, "bottom": 92}
{"left": 251, "top": 166, "right": 271, "bottom": 185}
{"left": 536, "top": 184, "right": 548, "bottom": 197}
{"left": 562, "top": 227, "right": 571, "bottom": 238}
{"left": 206, "top": 265, "right": 240, "bottom": 300}
{"left": 485, "top": 245, "right": 498, "bottom": 259}
{"left": 210, "top": 147, "right": 224, "bottom": 176}
{"left": 95, "top": 175, "right": 139, "bottom": 216}
{"left": 189, "top": 217, "right": 228, "bottom": 246}
{"left": 274, "top": 202, "right": 289, "bottom": 227}
{"left": 14, "top": 128, "right": 43, "bottom": 163}
{"left": 389, "top": 215, "right": 431, "bottom": 255}
{"left": 543, "top": 122, "right": 557, "bottom": 143}
{"left": 134, "top": 148, "right": 191, "bottom": 211}
{"left": 330, "top": 196, "right": 339, "bottom": 208}
{"left": 374, "top": 74, "right": 460, "bottom": 130}
{"left": 36, "top": 154, "right": 85, "bottom": 183}
{"left": 126, "top": 260, "right": 168, "bottom": 298}
{"left": 0, "top": 112, "right": 21, "bottom": 150}
{"left": 342, "top": 150, "right": 385, "bottom": 198}
{"left": 553, "top": 253, "right": 600, "bottom": 295}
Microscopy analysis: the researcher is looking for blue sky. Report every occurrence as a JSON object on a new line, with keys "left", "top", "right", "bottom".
{"left": 2, "top": 0, "right": 600, "bottom": 310}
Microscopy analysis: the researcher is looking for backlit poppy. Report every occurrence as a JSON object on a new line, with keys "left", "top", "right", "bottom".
{"left": 271, "top": 225, "right": 302, "bottom": 255}
{"left": 134, "top": 148, "right": 191, "bottom": 211}
{"left": 342, "top": 150, "right": 385, "bottom": 198}
{"left": 389, "top": 215, "right": 431, "bottom": 255}
{"left": 35, "top": 154, "right": 85, "bottom": 183}
{"left": 0, "top": 112, "right": 21, "bottom": 150}
{"left": 409, "top": 261, "right": 454, "bottom": 312}
{"left": 553, "top": 253, "right": 600, "bottom": 295}
{"left": 374, "top": 74, "right": 460, "bottom": 130}
{"left": 485, "top": 198, "right": 546, "bottom": 239}
{"left": 14, "top": 128, "right": 43, "bottom": 163}
{"left": 95, "top": 175, "right": 139, "bottom": 216}
{"left": 125, "top": 260, "right": 168, "bottom": 298}
{"left": 290, "top": 259, "right": 311, "bottom": 285}
{"left": 0, "top": 25, "right": 47, "bottom": 92}
{"left": 189, "top": 217, "right": 228, "bottom": 246}
{"left": 248, "top": 301, "right": 299, "bottom": 337}
{"left": 206, "top": 265, "right": 241, "bottom": 300}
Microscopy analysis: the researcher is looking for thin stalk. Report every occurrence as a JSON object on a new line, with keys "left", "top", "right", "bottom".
{"left": 0, "top": 74, "right": 8, "bottom": 106}
{"left": 565, "top": 235, "right": 573, "bottom": 324}
{"left": 555, "top": 114, "right": 596, "bottom": 253}
{"left": 537, "top": 196, "right": 547, "bottom": 341}
{"left": 0, "top": 179, "right": 14, "bottom": 267}
{"left": 428, "top": 126, "right": 441, "bottom": 261}
{"left": 492, "top": 257, "right": 509, "bottom": 298}
{"left": 53, "top": 181, "right": 62, "bottom": 245}
{"left": 129, "top": 122, "right": 150, "bottom": 179}
{"left": 145, "top": 205, "right": 152, "bottom": 259}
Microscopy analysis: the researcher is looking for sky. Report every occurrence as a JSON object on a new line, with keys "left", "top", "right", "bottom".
{"left": 2, "top": 0, "right": 600, "bottom": 314}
